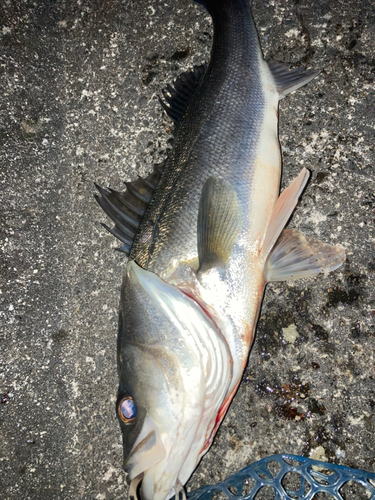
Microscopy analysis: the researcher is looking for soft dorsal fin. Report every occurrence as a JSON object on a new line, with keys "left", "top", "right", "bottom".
{"left": 159, "top": 64, "right": 207, "bottom": 129}
{"left": 95, "top": 161, "right": 165, "bottom": 255}
{"left": 197, "top": 176, "right": 242, "bottom": 273}
{"left": 267, "top": 59, "right": 319, "bottom": 99}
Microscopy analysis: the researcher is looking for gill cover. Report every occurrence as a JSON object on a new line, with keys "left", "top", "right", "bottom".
{"left": 118, "top": 261, "right": 231, "bottom": 500}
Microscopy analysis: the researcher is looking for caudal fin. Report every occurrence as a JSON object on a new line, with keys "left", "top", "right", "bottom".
{"left": 194, "top": 0, "right": 252, "bottom": 14}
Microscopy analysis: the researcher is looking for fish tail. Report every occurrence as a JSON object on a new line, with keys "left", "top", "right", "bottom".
{"left": 194, "top": 0, "right": 252, "bottom": 14}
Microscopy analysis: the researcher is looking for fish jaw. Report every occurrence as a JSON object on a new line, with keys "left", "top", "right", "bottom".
{"left": 118, "top": 261, "right": 232, "bottom": 500}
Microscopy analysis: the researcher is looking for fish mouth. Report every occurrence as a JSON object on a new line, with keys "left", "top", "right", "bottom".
{"left": 128, "top": 475, "right": 187, "bottom": 500}
{"left": 124, "top": 413, "right": 197, "bottom": 500}
{"left": 128, "top": 473, "right": 144, "bottom": 500}
{"left": 128, "top": 474, "right": 187, "bottom": 500}
{"left": 125, "top": 416, "right": 166, "bottom": 482}
{"left": 120, "top": 262, "right": 233, "bottom": 500}
{"left": 125, "top": 416, "right": 188, "bottom": 500}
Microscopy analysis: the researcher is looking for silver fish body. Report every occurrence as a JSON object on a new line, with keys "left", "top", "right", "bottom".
{"left": 131, "top": 0, "right": 279, "bottom": 397}
{"left": 118, "top": 262, "right": 231, "bottom": 498}
{"left": 96, "top": 0, "right": 345, "bottom": 498}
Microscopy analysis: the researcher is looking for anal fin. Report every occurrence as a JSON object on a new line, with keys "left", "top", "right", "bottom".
{"left": 265, "top": 228, "right": 346, "bottom": 281}
{"left": 198, "top": 176, "right": 242, "bottom": 273}
{"left": 268, "top": 59, "right": 319, "bottom": 99}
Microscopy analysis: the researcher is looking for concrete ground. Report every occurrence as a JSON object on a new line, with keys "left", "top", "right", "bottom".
{"left": 0, "top": 0, "right": 374, "bottom": 499}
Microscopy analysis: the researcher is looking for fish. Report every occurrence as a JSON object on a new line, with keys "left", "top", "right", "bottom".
{"left": 95, "top": 0, "right": 346, "bottom": 499}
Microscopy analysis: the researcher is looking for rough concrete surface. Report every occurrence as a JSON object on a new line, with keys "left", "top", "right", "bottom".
{"left": 0, "top": 0, "right": 374, "bottom": 499}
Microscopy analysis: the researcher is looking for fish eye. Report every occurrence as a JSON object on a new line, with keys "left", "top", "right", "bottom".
{"left": 118, "top": 395, "right": 137, "bottom": 424}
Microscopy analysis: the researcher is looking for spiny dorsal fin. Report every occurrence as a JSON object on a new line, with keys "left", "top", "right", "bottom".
{"left": 95, "top": 160, "right": 165, "bottom": 255}
{"left": 267, "top": 59, "right": 319, "bottom": 99}
{"left": 197, "top": 176, "right": 242, "bottom": 273}
{"left": 159, "top": 63, "right": 207, "bottom": 129}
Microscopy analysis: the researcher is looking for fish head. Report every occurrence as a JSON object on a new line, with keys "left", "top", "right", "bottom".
{"left": 116, "top": 261, "right": 231, "bottom": 500}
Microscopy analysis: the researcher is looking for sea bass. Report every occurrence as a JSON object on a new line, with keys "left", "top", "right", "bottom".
{"left": 95, "top": 0, "right": 345, "bottom": 498}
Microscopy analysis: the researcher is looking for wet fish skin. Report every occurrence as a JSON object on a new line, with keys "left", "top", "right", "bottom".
{"left": 97, "top": 0, "right": 346, "bottom": 498}
{"left": 132, "top": 0, "right": 272, "bottom": 271}
{"left": 128, "top": 0, "right": 337, "bottom": 419}
{"left": 128, "top": 0, "right": 279, "bottom": 417}
{"left": 117, "top": 261, "right": 232, "bottom": 499}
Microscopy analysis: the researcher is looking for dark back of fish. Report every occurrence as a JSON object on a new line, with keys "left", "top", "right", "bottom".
{"left": 130, "top": 0, "right": 265, "bottom": 272}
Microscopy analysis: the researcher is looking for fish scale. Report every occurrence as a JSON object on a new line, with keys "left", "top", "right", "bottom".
{"left": 131, "top": 1, "right": 265, "bottom": 272}
{"left": 95, "top": 0, "right": 345, "bottom": 499}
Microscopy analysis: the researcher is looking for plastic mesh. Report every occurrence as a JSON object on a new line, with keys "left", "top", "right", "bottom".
{"left": 187, "top": 454, "right": 375, "bottom": 500}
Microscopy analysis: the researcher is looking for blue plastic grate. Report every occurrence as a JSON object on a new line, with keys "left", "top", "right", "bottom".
{"left": 187, "top": 454, "right": 375, "bottom": 500}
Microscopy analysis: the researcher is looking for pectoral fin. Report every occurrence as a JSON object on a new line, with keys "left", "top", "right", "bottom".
{"left": 197, "top": 176, "right": 242, "bottom": 273}
{"left": 265, "top": 229, "right": 346, "bottom": 282}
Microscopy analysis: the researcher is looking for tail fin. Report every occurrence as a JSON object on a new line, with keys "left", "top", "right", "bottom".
{"left": 194, "top": 0, "right": 252, "bottom": 14}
